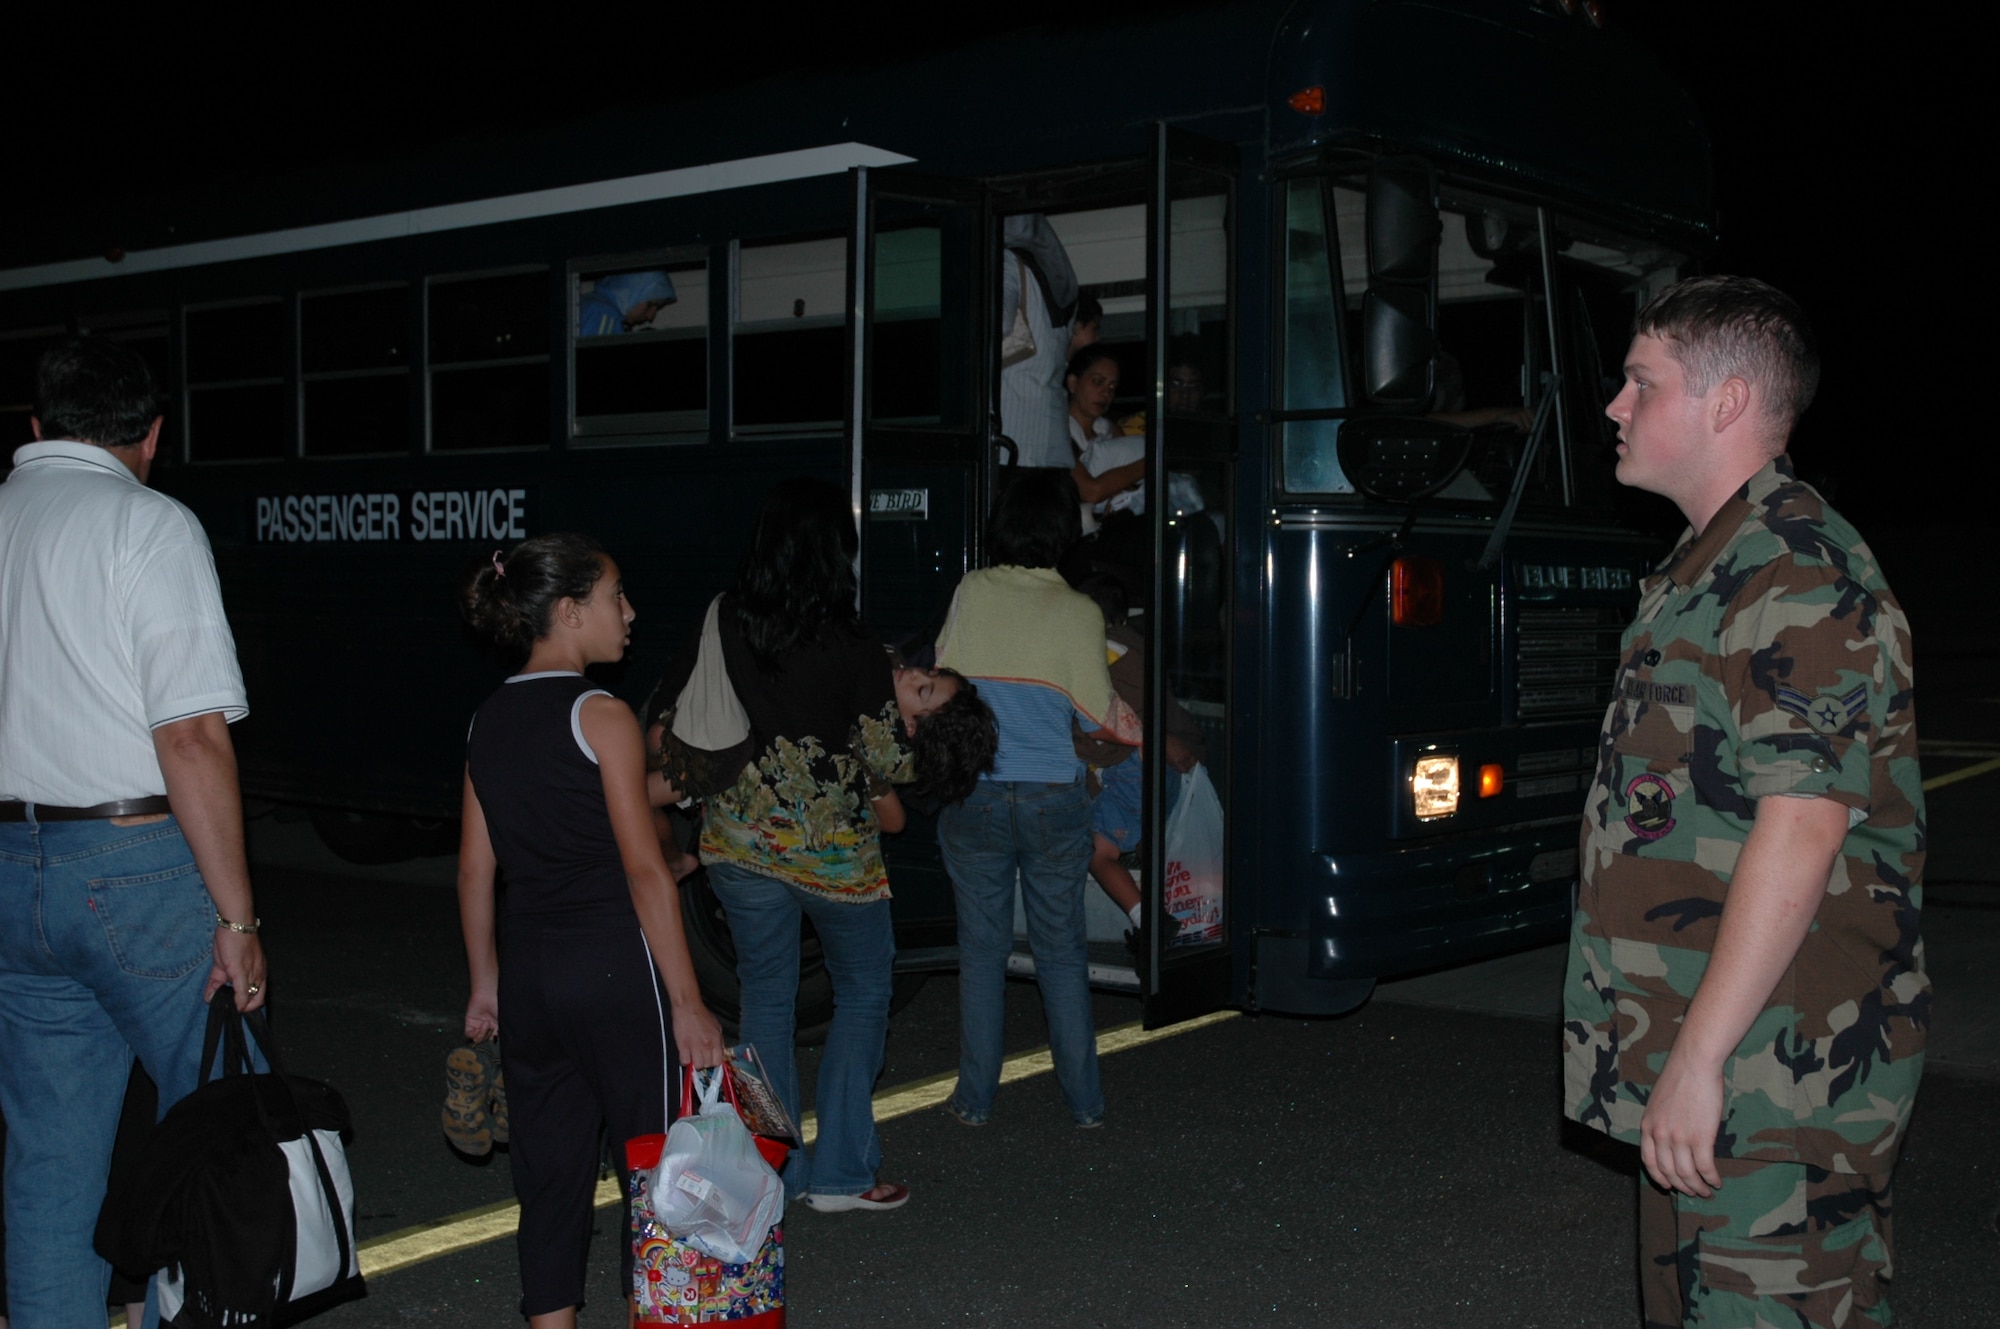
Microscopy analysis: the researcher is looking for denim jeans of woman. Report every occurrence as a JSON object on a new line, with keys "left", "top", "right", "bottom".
{"left": 0, "top": 813, "right": 223, "bottom": 1329}
{"left": 938, "top": 779, "right": 1103, "bottom": 1125}
{"left": 704, "top": 860, "right": 895, "bottom": 1199}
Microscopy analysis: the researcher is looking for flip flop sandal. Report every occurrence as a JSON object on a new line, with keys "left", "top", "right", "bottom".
{"left": 801, "top": 1181, "right": 911, "bottom": 1212}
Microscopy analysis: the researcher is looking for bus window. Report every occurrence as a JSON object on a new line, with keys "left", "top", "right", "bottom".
{"left": 83, "top": 319, "right": 174, "bottom": 469}
{"left": 302, "top": 284, "right": 410, "bottom": 457}
{"left": 734, "top": 237, "right": 844, "bottom": 433}
{"left": 1035, "top": 199, "right": 1229, "bottom": 426}
{"left": 1044, "top": 205, "right": 1144, "bottom": 419}
{"left": 186, "top": 299, "right": 289, "bottom": 462}
{"left": 572, "top": 258, "right": 706, "bottom": 440}
{"left": 429, "top": 268, "right": 550, "bottom": 452}
{"left": 1556, "top": 230, "right": 1685, "bottom": 518}
{"left": 869, "top": 226, "right": 945, "bottom": 426}
{"left": 1166, "top": 194, "right": 1229, "bottom": 415}
{"left": 1279, "top": 177, "right": 1351, "bottom": 491}
{"left": 1281, "top": 181, "right": 1591, "bottom": 510}
{"left": 0, "top": 328, "right": 62, "bottom": 458}
{"left": 1429, "top": 198, "right": 1546, "bottom": 505}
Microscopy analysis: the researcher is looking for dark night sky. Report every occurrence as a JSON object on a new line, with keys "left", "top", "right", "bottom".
{"left": 9, "top": 3, "right": 1975, "bottom": 527}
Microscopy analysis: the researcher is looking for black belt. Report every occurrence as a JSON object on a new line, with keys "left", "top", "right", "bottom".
{"left": 0, "top": 797, "right": 173, "bottom": 822}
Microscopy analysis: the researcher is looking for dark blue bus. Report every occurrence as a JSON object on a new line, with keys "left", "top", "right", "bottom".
{"left": 0, "top": 0, "right": 1710, "bottom": 1029}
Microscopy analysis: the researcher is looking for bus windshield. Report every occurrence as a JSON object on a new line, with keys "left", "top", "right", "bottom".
{"left": 1279, "top": 174, "right": 1685, "bottom": 507}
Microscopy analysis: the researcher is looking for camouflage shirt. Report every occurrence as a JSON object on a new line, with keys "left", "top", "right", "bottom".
{"left": 1562, "top": 455, "right": 1928, "bottom": 1173}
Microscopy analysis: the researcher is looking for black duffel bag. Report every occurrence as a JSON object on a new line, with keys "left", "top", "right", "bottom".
{"left": 96, "top": 988, "right": 365, "bottom": 1326}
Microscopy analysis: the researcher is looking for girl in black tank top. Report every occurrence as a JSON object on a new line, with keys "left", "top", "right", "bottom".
{"left": 456, "top": 534, "right": 723, "bottom": 1326}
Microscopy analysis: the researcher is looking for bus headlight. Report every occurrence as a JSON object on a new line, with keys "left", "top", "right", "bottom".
{"left": 1412, "top": 755, "right": 1460, "bottom": 820}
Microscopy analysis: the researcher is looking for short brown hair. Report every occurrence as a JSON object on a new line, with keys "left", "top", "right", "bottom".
{"left": 1634, "top": 275, "right": 1819, "bottom": 445}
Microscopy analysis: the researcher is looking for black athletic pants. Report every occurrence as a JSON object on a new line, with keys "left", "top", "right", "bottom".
{"left": 499, "top": 912, "right": 674, "bottom": 1318}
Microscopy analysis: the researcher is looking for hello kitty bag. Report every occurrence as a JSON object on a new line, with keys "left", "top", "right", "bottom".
{"left": 628, "top": 1130, "right": 784, "bottom": 1326}
{"left": 627, "top": 965, "right": 788, "bottom": 1324}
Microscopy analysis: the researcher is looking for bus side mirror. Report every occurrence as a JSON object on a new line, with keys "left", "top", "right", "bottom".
{"left": 1363, "top": 158, "right": 1441, "bottom": 410}
{"left": 1367, "top": 160, "right": 1441, "bottom": 282}
{"left": 1363, "top": 287, "right": 1434, "bottom": 405}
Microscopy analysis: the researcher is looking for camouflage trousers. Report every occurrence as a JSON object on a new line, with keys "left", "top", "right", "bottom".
{"left": 1639, "top": 1157, "right": 1896, "bottom": 1328}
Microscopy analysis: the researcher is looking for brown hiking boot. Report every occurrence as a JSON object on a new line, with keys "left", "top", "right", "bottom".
{"left": 442, "top": 1042, "right": 496, "bottom": 1156}
{"left": 488, "top": 1063, "right": 509, "bottom": 1145}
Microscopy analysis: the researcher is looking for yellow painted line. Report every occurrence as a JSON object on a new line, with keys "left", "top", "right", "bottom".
{"left": 1923, "top": 741, "right": 2000, "bottom": 758}
{"left": 355, "top": 1007, "right": 1240, "bottom": 1279}
{"left": 1923, "top": 754, "right": 2000, "bottom": 792}
{"left": 359, "top": 1196, "right": 525, "bottom": 1279}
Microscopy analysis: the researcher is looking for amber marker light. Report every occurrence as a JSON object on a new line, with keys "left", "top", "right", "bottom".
{"left": 1288, "top": 86, "right": 1326, "bottom": 116}
{"left": 1479, "top": 764, "right": 1505, "bottom": 798}
{"left": 1391, "top": 555, "right": 1445, "bottom": 627}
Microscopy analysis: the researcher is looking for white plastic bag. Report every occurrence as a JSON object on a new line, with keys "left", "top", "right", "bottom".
{"left": 1162, "top": 763, "right": 1225, "bottom": 944}
{"left": 647, "top": 1067, "right": 784, "bottom": 1265}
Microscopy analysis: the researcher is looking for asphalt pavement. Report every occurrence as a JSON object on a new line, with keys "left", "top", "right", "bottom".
{"left": 234, "top": 654, "right": 1999, "bottom": 1327}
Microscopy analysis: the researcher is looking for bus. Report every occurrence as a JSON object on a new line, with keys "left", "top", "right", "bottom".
{"left": 0, "top": 0, "right": 1709, "bottom": 1031}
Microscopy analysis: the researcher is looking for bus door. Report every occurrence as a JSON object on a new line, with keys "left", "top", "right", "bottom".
{"left": 974, "top": 133, "right": 1237, "bottom": 1021}
{"left": 845, "top": 167, "right": 992, "bottom": 948}
{"left": 845, "top": 168, "right": 991, "bottom": 647}
{"left": 1140, "top": 125, "right": 1237, "bottom": 1027}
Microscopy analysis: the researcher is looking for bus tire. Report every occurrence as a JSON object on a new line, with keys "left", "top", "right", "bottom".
{"left": 310, "top": 809, "right": 457, "bottom": 865}
{"left": 677, "top": 866, "right": 838, "bottom": 1046}
{"left": 677, "top": 868, "right": 931, "bottom": 1048}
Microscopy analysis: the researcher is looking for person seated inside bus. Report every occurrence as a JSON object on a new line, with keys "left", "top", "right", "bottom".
{"left": 1427, "top": 348, "right": 1532, "bottom": 431}
{"left": 1070, "top": 577, "right": 1206, "bottom": 965}
{"left": 577, "top": 269, "right": 677, "bottom": 337}
{"left": 998, "top": 213, "right": 1082, "bottom": 469}
{"left": 1424, "top": 349, "right": 1534, "bottom": 500}
{"left": 1113, "top": 345, "right": 1206, "bottom": 438}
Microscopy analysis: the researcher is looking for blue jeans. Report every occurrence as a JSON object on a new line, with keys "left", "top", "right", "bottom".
{"left": 704, "top": 861, "right": 895, "bottom": 1198}
{"left": 938, "top": 780, "right": 1103, "bottom": 1124}
{"left": 0, "top": 813, "right": 221, "bottom": 1328}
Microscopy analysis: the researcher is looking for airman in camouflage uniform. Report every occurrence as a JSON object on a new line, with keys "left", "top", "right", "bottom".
{"left": 1562, "top": 277, "right": 1927, "bottom": 1328}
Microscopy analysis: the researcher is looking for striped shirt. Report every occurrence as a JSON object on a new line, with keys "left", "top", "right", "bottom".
{"left": 998, "top": 257, "right": 1073, "bottom": 469}
{"left": 975, "top": 679, "right": 1093, "bottom": 783}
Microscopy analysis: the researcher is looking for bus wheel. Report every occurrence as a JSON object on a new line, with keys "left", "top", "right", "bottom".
{"left": 310, "top": 809, "right": 457, "bottom": 865}
{"left": 677, "top": 866, "right": 838, "bottom": 1046}
{"left": 677, "top": 868, "right": 932, "bottom": 1048}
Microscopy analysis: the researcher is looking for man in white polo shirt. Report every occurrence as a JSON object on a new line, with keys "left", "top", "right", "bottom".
{"left": 0, "top": 335, "right": 267, "bottom": 1322}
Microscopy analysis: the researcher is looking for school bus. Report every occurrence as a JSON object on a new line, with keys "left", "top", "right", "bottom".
{"left": 0, "top": 0, "right": 1709, "bottom": 1029}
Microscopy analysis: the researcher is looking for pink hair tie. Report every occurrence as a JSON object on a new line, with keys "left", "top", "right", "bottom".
{"left": 491, "top": 549, "right": 507, "bottom": 578}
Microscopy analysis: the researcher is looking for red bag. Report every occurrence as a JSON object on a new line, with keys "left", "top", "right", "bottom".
{"left": 628, "top": 1059, "right": 791, "bottom": 1325}
{"left": 627, "top": 1132, "right": 784, "bottom": 1326}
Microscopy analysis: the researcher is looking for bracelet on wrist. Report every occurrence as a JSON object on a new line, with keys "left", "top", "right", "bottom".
{"left": 215, "top": 913, "right": 261, "bottom": 934}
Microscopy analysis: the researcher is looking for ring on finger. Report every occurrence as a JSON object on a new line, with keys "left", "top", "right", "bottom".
{"left": 246, "top": 983, "right": 262, "bottom": 996}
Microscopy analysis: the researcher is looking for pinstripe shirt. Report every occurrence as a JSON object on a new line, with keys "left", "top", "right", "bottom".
{"left": 0, "top": 441, "right": 247, "bottom": 806}
{"left": 998, "top": 256, "right": 1073, "bottom": 469}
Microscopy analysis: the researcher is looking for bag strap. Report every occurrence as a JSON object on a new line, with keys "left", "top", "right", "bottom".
{"left": 286, "top": 1124, "right": 355, "bottom": 1305}
{"left": 242, "top": 1006, "right": 288, "bottom": 1077}
{"left": 198, "top": 987, "right": 258, "bottom": 1081}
